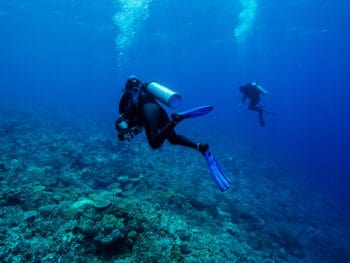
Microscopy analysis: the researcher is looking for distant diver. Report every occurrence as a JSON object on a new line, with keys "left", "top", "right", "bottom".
{"left": 239, "top": 81, "right": 276, "bottom": 127}
{"left": 115, "top": 75, "right": 231, "bottom": 191}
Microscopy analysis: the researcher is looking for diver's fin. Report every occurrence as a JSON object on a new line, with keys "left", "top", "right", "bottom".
{"left": 259, "top": 112, "right": 265, "bottom": 127}
{"left": 173, "top": 105, "right": 213, "bottom": 121}
{"left": 263, "top": 109, "right": 276, "bottom": 116}
{"left": 203, "top": 147, "right": 231, "bottom": 192}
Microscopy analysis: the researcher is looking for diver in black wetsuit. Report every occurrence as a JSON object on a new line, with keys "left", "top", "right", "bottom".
{"left": 115, "top": 76, "right": 208, "bottom": 153}
{"left": 239, "top": 81, "right": 275, "bottom": 127}
{"left": 115, "top": 75, "right": 232, "bottom": 192}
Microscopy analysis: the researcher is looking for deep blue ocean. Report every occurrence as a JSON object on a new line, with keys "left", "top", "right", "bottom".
{"left": 0, "top": 0, "right": 349, "bottom": 261}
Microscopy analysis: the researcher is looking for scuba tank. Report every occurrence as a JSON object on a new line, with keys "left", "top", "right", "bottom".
{"left": 251, "top": 82, "right": 268, "bottom": 95}
{"left": 144, "top": 81, "right": 182, "bottom": 109}
{"left": 116, "top": 77, "right": 181, "bottom": 141}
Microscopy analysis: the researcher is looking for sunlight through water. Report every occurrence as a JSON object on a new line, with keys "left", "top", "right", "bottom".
{"left": 235, "top": 0, "right": 257, "bottom": 43}
{"left": 113, "top": 0, "right": 153, "bottom": 68}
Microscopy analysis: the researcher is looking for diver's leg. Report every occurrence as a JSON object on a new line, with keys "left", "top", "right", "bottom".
{"left": 257, "top": 105, "right": 265, "bottom": 127}
{"left": 258, "top": 112, "right": 265, "bottom": 127}
{"left": 142, "top": 103, "right": 166, "bottom": 149}
{"left": 142, "top": 102, "right": 208, "bottom": 152}
{"left": 249, "top": 98, "right": 259, "bottom": 111}
{"left": 167, "top": 130, "right": 208, "bottom": 153}
{"left": 158, "top": 106, "right": 208, "bottom": 152}
{"left": 248, "top": 101, "right": 265, "bottom": 126}
{"left": 142, "top": 102, "right": 176, "bottom": 149}
{"left": 248, "top": 101, "right": 257, "bottom": 111}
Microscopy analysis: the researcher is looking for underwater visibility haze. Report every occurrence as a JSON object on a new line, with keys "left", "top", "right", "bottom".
{"left": 0, "top": 0, "right": 349, "bottom": 262}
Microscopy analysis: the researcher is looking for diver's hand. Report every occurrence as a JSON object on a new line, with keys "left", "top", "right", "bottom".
{"left": 117, "top": 133, "right": 125, "bottom": 141}
{"left": 115, "top": 119, "right": 120, "bottom": 131}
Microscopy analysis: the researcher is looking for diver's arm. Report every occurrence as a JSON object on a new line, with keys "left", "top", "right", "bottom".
{"left": 117, "top": 92, "right": 134, "bottom": 141}
{"left": 142, "top": 102, "right": 177, "bottom": 148}
{"left": 158, "top": 120, "right": 177, "bottom": 137}
{"left": 118, "top": 92, "right": 130, "bottom": 114}
{"left": 239, "top": 95, "right": 247, "bottom": 107}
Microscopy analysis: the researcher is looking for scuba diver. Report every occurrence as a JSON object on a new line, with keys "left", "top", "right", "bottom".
{"left": 115, "top": 75, "right": 231, "bottom": 191}
{"left": 239, "top": 81, "right": 276, "bottom": 127}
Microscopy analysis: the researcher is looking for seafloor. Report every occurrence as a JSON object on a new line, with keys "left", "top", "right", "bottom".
{"left": 0, "top": 107, "right": 349, "bottom": 263}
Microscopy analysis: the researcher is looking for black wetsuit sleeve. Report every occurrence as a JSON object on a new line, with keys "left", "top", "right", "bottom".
{"left": 118, "top": 92, "right": 130, "bottom": 114}
{"left": 241, "top": 94, "right": 247, "bottom": 104}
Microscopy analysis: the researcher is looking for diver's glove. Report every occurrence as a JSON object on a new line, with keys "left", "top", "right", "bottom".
{"left": 115, "top": 114, "right": 129, "bottom": 141}
{"left": 117, "top": 133, "right": 126, "bottom": 141}
{"left": 115, "top": 115, "right": 143, "bottom": 142}
{"left": 115, "top": 114, "right": 128, "bottom": 132}
{"left": 119, "top": 126, "right": 142, "bottom": 142}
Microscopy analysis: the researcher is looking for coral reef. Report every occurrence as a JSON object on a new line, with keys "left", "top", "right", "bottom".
{"left": 0, "top": 110, "right": 349, "bottom": 262}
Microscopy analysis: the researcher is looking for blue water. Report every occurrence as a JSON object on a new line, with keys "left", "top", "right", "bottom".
{"left": 2, "top": 0, "right": 349, "bottom": 210}
{"left": 1, "top": 0, "right": 349, "bottom": 226}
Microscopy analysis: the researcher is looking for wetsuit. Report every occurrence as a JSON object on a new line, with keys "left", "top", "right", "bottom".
{"left": 240, "top": 83, "right": 265, "bottom": 127}
{"left": 118, "top": 85, "right": 203, "bottom": 151}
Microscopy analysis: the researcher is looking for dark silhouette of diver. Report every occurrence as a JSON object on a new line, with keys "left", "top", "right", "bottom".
{"left": 114, "top": 75, "right": 232, "bottom": 191}
{"left": 115, "top": 76, "right": 209, "bottom": 152}
{"left": 239, "top": 81, "right": 275, "bottom": 127}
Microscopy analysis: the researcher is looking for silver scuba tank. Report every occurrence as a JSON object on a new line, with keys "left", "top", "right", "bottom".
{"left": 144, "top": 81, "right": 182, "bottom": 109}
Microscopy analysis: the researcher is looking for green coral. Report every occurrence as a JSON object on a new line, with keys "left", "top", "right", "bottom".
{"left": 68, "top": 197, "right": 110, "bottom": 216}
{"left": 68, "top": 199, "right": 95, "bottom": 216}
